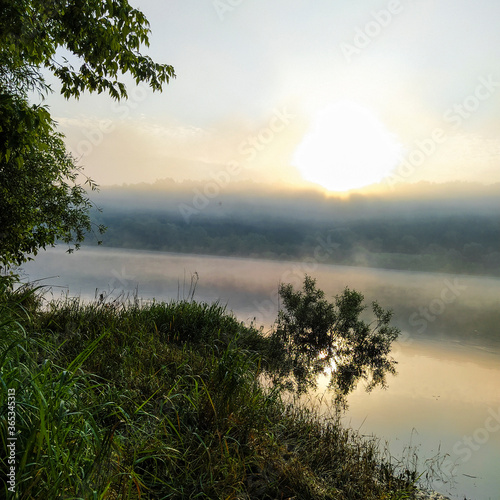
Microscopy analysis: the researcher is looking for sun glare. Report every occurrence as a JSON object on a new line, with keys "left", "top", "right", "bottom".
{"left": 293, "top": 101, "right": 403, "bottom": 192}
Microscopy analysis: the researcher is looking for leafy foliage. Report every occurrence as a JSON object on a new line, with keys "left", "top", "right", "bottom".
{"left": 0, "top": 0, "right": 175, "bottom": 99}
{"left": 0, "top": 0, "right": 175, "bottom": 267}
{"left": 0, "top": 92, "right": 105, "bottom": 265}
{"left": 0, "top": 282, "right": 418, "bottom": 499}
{"left": 270, "top": 275, "right": 400, "bottom": 403}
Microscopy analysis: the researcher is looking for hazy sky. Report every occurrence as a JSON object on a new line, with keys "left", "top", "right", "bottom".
{"left": 45, "top": 0, "right": 500, "bottom": 192}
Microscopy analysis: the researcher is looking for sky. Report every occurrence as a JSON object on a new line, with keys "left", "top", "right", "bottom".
{"left": 44, "top": 0, "right": 500, "bottom": 193}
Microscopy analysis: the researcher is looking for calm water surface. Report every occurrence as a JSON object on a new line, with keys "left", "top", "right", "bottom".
{"left": 22, "top": 246, "right": 500, "bottom": 500}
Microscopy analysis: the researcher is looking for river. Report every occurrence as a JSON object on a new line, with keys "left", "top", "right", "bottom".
{"left": 21, "top": 246, "right": 500, "bottom": 500}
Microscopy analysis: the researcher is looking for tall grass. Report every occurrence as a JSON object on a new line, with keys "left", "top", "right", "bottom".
{"left": 1, "top": 281, "right": 420, "bottom": 499}
{"left": 0, "top": 282, "right": 118, "bottom": 498}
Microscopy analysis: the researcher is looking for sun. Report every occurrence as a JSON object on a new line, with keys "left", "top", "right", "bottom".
{"left": 293, "top": 100, "right": 403, "bottom": 192}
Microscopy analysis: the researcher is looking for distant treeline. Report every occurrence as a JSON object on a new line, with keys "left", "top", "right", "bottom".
{"left": 88, "top": 207, "right": 500, "bottom": 276}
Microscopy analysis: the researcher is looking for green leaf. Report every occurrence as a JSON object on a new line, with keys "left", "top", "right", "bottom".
{"left": 0, "top": 0, "right": 174, "bottom": 267}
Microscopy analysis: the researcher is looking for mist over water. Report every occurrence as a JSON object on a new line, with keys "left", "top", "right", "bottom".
{"left": 25, "top": 246, "right": 500, "bottom": 347}
{"left": 22, "top": 246, "right": 500, "bottom": 500}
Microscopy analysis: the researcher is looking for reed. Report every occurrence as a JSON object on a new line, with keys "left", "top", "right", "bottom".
{"left": 1, "top": 280, "right": 420, "bottom": 499}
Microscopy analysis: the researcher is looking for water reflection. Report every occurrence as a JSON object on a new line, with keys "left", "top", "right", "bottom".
{"left": 336, "top": 340, "right": 500, "bottom": 500}
{"left": 22, "top": 246, "right": 500, "bottom": 499}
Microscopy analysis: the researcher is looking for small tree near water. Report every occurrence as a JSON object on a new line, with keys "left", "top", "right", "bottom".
{"left": 270, "top": 275, "right": 400, "bottom": 405}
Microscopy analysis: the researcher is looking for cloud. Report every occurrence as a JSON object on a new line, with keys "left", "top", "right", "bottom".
{"left": 55, "top": 105, "right": 306, "bottom": 187}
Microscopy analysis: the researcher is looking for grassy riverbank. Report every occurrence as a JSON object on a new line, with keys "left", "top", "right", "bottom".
{"left": 1, "top": 281, "right": 420, "bottom": 499}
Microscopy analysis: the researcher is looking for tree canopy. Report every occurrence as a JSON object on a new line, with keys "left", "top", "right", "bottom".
{"left": 269, "top": 276, "right": 400, "bottom": 405}
{"left": 0, "top": 0, "right": 175, "bottom": 267}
